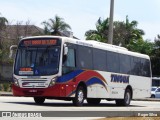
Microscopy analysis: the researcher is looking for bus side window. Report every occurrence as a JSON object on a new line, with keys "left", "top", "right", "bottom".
{"left": 63, "top": 48, "right": 76, "bottom": 74}
{"left": 64, "top": 49, "right": 75, "bottom": 67}
{"left": 106, "top": 51, "right": 120, "bottom": 73}
{"left": 142, "top": 59, "right": 151, "bottom": 77}
{"left": 119, "top": 54, "right": 131, "bottom": 74}
{"left": 93, "top": 48, "right": 106, "bottom": 71}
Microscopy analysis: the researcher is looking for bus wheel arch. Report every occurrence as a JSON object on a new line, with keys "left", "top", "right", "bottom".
{"left": 72, "top": 82, "right": 87, "bottom": 106}
{"left": 116, "top": 85, "right": 132, "bottom": 106}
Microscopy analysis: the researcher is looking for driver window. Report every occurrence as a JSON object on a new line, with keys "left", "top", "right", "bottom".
{"left": 63, "top": 48, "right": 76, "bottom": 74}
{"left": 64, "top": 48, "right": 75, "bottom": 67}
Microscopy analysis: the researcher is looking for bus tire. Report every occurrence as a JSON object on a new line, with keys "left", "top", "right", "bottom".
{"left": 116, "top": 89, "right": 131, "bottom": 106}
{"left": 73, "top": 86, "right": 85, "bottom": 106}
{"left": 87, "top": 98, "right": 101, "bottom": 105}
{"left": 34, "top": 97, "right": 45, "bottom": 104}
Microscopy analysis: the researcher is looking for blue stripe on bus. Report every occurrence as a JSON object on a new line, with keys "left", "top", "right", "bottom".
{"left": 56, "top": 70, "right": 84, "bottom": 83}
{"left": 86, "top": 77, "right": 105, "bottom": 87}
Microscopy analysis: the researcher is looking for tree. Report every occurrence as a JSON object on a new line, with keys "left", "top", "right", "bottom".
{"left": 124, "top": 16, "right": 145, "bottom": 45}
{"left": 127, "top": 39, "right": 153, "bottom": 55}
{"left": 42, "top": 15, "right": 71, "bottom": 35}
{"left": 85, "top": 16, "right": 144, "bottom": 47}
{"left": 152, "top": 35, "right": 160, "bottom": 56}
{"left": 0, "top": 14, "right": 8, "bottom": 61}
{"left": 0, "top": 14, "right": 8, "bottom": 49}
{"left": 151, "top": 35, "right": 160, "bottom": 76}
{"left": 85, "top": 18, "right": 109, "bottom": 42}
{"left": 0, "top": 16, "right": 8, "bottom": 30}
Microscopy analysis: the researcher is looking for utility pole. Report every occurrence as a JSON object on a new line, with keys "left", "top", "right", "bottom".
{"left": 108, "top": 0, "right": 114, "bottom": 44}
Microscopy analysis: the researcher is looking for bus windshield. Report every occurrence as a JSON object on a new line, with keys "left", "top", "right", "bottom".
{"left": 14, "top": 46, "right": 61, "bottom": 76}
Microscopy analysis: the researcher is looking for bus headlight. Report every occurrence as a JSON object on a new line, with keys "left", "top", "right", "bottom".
{"left": 49, "top": 77, "right": 57, "bottom": 87}
{"left": 13, "top": 77, "right": 19, "bottom": 86}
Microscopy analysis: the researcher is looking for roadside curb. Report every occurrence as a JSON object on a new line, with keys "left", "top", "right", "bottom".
{"left": 133, "top": 98, "right": 160, "bottom": 102}
{"left": 0, "top": 92, "right": 13, "bottom": 96}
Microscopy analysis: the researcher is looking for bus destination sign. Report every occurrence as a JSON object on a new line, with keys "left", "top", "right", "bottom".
{"left": 22, "top": 39, "right": 57, "bottom": 46}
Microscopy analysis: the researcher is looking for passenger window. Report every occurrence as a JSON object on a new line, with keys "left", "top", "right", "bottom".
{"left": 143, "top": 59, "right": 151, "bottom": 77}
{"left": 93, "top": 49, "right": 106, "bottom": 71}
{"left": 119, "top": 54, "right": 131, "bottom": 74}
{"left": 130, "top": 57, "right": 140, "bottom": 76}
{"left": 107, "top": 51, "right": 120, "bottom": 73}
{"left": 77, "top": 46, "right": 93, "bottom": 69}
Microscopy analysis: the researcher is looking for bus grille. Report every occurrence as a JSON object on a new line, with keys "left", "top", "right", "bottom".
{"left": 21, "top": 79, "right": 48, "bottom": 88}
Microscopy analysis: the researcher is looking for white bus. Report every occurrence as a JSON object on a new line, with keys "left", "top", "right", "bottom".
{"left": 10, "top": 36, "right": 152, "bottom": 106}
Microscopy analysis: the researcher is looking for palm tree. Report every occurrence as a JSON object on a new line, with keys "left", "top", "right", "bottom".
{"left": 85, "top": 16, "right": 145, "bottom": 47}
{"left": 125, "top": 16, "right": 145, "bottom": 45}
{"left": 85, "top": 18, "right": 109, "bottom": 42}
{"left": 42, "top": 15, "right": 71, "bottom": 35}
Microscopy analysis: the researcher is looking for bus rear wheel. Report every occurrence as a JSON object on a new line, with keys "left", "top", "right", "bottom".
{"left": 34, "top": 97, "right": 45, "bottom": 104}
{"left": 73, "top": 86, "right": 85, "bottom": 106}
{"left": 87, "top": 98, "right": 101, "bottom": 105}
{"left": 116, "top": 89, "right": 131, "bottom": 106}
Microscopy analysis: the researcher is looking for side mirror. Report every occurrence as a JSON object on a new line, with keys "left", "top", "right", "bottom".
{"left": 64, "top": 44, "right": 68, "bottom": 55}
{"left": 9, "top": 45, "right": 17, "bottom": 59}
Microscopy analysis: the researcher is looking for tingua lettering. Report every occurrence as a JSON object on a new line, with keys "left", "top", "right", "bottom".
{"left": 111, "top": 74, "right": 129, "bottom": 83}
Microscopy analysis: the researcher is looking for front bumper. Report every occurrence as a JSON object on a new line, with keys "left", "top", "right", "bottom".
{"left": 12, "top": 84, "right": 75, "bottom": 97}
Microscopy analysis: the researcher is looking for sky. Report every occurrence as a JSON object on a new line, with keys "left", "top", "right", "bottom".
{"left": 0, "top": 0, "right": 160, "bottom": 41}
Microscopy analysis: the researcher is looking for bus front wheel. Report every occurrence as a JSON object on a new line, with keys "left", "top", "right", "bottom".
{"left": 116, "top": 89, "right": 131, "bottom": 106}
{"left": 34, "top": 97, "right": 45, "bottom": 104}
{"left": 73, "top": 86, "right": 85, "bottom": 106}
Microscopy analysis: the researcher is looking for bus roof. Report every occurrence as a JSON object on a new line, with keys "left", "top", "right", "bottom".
{"left": 63, "top": 37, "right": 150, "bottom": 60}
{"left": 20, "top": 36, "right": 150, "bottom": 59}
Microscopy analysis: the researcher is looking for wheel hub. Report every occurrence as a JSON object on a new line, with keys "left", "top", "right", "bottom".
{"left": 125, "top": 92, "right": 130, "bottom": 104}
{"left": 78, "top": 90, "right": 84, "bottom": 103}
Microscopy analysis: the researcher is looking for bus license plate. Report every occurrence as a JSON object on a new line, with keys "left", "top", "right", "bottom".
{"left": 29, "top": 90, "right": 37, "bottom": 93}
